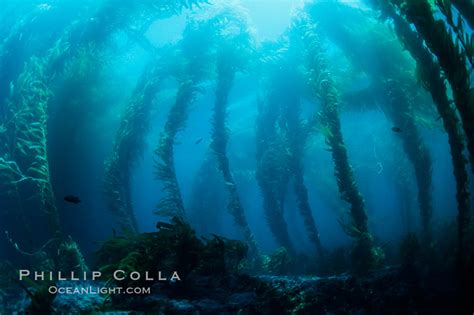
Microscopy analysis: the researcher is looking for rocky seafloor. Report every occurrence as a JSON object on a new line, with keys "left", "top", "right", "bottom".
{"left": 1, "top": 266, "right": 460, "bottom": 314}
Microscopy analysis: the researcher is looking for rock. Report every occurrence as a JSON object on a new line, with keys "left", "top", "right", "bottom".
{"left": 195, "top": 298, "right": 224, "bottom": 313}
{"left": 169, "top": 299, "right": 197, "bottom": 314}
{"left": 228, "top": 292, "right": 257, "bottom": 306}
{"left": 51, "top": 281, "right": 105, "bottom": 313}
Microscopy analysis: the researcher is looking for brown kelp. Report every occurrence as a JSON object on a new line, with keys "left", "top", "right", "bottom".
{"left": 394, "top": 0, "right": 474, "bottom": 172}
{"left": 154, "top": 80, "right": 200, "bottom": 218}
{"left": 210, "top": 8, "right": 259, "bottom": 257}
{"left": 307, "top": 2, "right": 435, "bottom": 246}
{"left": 2, "top": 48, "right": 90, "bottom": 277}
{"left": 8, "top": 57, "right": 62, "bottom": 239}
{"left": 284, "top": 35, "right": 324, "bottom": 256}
{"left": 256, "top": 60, "right": 295, "bottom": 254}
{"left": 381, "top": 78, "right": 434, "bottom": 245}
{"left": 285, "top": 98, "right": 324, "bottom": 257}
{"left": 103, "top": 61, "right": 166, "bottom": 233}
{"left": 154, "top": 19, "right": 213, "bottom": 218}
{"left": 297, "top": 15, "right": 380, "bottom": 272}
{"left": 372, "top": 0, "right": 470, "bottom": 267}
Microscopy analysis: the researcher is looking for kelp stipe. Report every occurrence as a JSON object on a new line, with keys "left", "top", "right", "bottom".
{"left": 282, "top": 36, "right": 324, "bottom": 256}
{"left": 256, "top": 70, "right": 295, "bottom": 254}
{"left": 287, "top": 113, "right": 324, "bottom": 257}
{"left": 154, "top": 80, "right": 199, "bottom": 218}
{"left": 383, "top": 78, "right": 434, "bottom": 246}
{"left": 210, "top": 10, "right": 260, "bottom": 257}
{"left": 104, "top": 60, "right": 166, "bottom": 233}
{"left": 154, "top": 15, "right": 219, "bottom": 219}
{"left": 213, "top": 62, "right": 258, "bottom": 254}
{"left": 297, "top": 15, "right": 381, "bottom": 272}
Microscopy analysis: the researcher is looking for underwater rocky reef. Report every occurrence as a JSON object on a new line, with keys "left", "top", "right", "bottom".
{"left": 0, "top": 0, "right": 473, "bottom": 313}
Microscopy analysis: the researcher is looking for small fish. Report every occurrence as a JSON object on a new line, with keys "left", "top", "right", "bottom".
{"left": 391, "top": 127, "right": 402, "bottom": 133}
{"left": 194, "top": 137, "right": 203, "bottom": 145}
{"left": 224, "top": 181, "right": 235, "bottom": 186}
{"left": 64, "top": 195, "right": 81, "bottom": 204}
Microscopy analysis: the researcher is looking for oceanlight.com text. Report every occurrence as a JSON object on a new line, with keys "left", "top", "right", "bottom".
{"left": 48, "top": 285, "right": 151, "bottom": 295}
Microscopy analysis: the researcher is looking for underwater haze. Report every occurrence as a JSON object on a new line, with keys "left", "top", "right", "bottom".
{"left": 0, "top": 0, "right": 473, "bottom": 313}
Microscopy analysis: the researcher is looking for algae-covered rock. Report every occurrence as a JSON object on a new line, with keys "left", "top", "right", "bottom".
{"left": 96, "top": 217, "right": 248, "bottom": 288}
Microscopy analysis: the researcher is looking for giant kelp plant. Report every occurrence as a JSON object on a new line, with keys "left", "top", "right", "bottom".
{"left": 296, "top": 15, "right": 381, "bottom": 272}
{"left": 256, "top": 40, "right": 324, "bottom": 257}
{"left": 154, "top": 81, "right": 199, "bottom": 218}
{"left": 210, "top": 8, "right": 260, "bottom": 257}
{"left": 154, "top": 18, "right": 214, "bottom": 218}
{"left": 285, "top": 35, "right": 324, "bottom": 257}
{"left": 307, "top": 2, "right": 435, "bottom": 246}
{"left": 286, "top": 101, "right": 324, "bottom": 257}
{"left": 104, "top": 59, "right": 167, "bottom": 233}
{"left": 7, "top": 55, "right": 64, "bottom": 241}
{"left": 382, "top": 78, "right": 434, "bottom": 246}
{"left": 256, "top": 57, "right": 295, "bottom": 254}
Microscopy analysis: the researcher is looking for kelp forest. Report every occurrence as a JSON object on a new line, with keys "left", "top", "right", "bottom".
{"left": 0, "top": 0, "right": 473, "bottom": 313}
